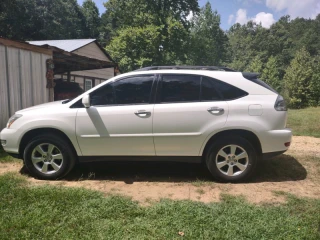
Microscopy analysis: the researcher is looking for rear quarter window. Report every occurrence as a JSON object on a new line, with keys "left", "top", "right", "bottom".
{"left": 203, "top": 77, "right": 248, "bottom": 101}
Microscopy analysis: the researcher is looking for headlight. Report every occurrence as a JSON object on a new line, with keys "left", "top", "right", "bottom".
{"left": 7, "top": 114, "right": 23, "bottom": 128}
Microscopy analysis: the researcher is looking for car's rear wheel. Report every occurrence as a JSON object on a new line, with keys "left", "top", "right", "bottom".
{"left": 205, "top": 136, "right": 258, "bottom": 182}
{"left": 23, "top": 134, "right": 76, "bottom": 180}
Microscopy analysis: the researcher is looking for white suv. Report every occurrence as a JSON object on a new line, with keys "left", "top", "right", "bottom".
{"left": 0, "top": 66, "right": 292, "bottom": 182}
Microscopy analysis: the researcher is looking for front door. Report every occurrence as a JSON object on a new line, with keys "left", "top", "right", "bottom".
{"left": 76, "top": 75, "right": 156, "bottom": 156}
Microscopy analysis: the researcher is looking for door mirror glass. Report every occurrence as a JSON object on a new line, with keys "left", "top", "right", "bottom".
{"left": 82, "top": 95, "right": 91, "bottom": 108}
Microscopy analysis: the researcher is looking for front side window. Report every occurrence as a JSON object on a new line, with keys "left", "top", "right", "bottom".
{"left": 160, "top": 75, "right": 201, "bottom": 103}
{"left": 89, "top": 75, "right": 154, "bottom": 106}
{"left": 113, "top": 75, "right": 154, "bottom": 104}
{"left": 90, "top": 82, "right": 114, "bottom": 106}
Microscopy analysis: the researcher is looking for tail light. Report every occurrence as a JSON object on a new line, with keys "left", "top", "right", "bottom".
{"left": 274, "top": 95, "right": 287, "bottom": 111}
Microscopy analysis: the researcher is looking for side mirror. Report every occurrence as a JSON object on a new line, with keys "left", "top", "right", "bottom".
{"left": 82, "top": 95, "right": 91, "bottom": 108}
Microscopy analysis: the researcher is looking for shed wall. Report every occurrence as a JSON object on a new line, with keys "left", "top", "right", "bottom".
{"left": 0, "top": 45, "right": 51, "bottom": 129}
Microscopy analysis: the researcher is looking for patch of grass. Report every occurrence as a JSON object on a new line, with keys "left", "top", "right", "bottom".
{"left": 287, "top": 107, "right": 320, "bottom": 138}
{"left": 195, "top": 188, "right": 205, "bottom": 195}
{"left": 190, "top": 179, "right": 214, "bottom": 187}
{"left": 1, "top": 173, "right": 320, "bottom": 239}
{"left": 0, "top": 146, "right": 17, "bottom": 163}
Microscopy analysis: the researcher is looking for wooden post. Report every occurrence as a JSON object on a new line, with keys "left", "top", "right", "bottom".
{"left": 46, "top": 59, "right": 55, "bottom": 102}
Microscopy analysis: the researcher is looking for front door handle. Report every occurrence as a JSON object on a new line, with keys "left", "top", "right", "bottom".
{"left": 134, "top": 110, "right": 151, "bottom": 118}
{"left": 207, "top": 107, "right": 224, "bottom": 114}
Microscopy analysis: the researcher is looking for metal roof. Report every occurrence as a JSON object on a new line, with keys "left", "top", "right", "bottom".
{"left": 27, "top": 39, "right": 96, "bottom": 52}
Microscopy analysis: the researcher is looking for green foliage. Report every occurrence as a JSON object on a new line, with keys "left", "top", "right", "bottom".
{"left": 105, "top": 0, "right": 197, "bottom": 71}
{"left": 0, "top": 0, "right": 87, "bottom": 40}
{"left": 284, "top": 48, "right": 314, "bottom": 108}
{"left": 187, "top": 2, "right": 228, "bottom": 65}
{"left": 81, "top": 0, "right": 100, "bottom": 38}
{"left": 246, "top": 55, "right": 263, "bottom": 73}
{"left": 106, "top": 25, "right": 162, "bottom": 72}
{"left": 261, "top": 56, "right": 282, "bottom": 93}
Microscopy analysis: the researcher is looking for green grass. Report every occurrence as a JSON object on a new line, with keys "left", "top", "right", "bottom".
{"left": 287, "top": 107, "right": 320, "bottom": 138}
{"left": 0, "top": 173, "right": 319, "bottom": 239}
{"left": 0, "top": 146, "right": 17, "bottom": 163}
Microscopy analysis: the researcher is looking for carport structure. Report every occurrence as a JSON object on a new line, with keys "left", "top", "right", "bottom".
{"left": 0, "top": 37, "right": 116, "bottom": 129}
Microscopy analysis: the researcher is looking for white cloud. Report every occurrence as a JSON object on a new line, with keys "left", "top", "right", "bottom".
{"left": 235, "top": 9, "right": 249, "bottom": 24}
{"left": 234, "top": 8, "right": 275, "bottom": 28}
{"left": 253, "top": 12, "right": 275, "bottom": 28}
{"left": 266, "top": 0, "right": 320, "bottom": 19}
{"left": 228, "top": 14, "right": 235, "bottom": 25}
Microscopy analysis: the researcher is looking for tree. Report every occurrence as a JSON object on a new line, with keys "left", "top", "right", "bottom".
{"left": 82, "top": 0, "right": 100, "bottom": 38}
{"left": 104, "top": 0, "right": 199, "bottom": 71}
{"left": 245, "top": 55, "right": 263, "bottom": 73}
{"left": 283, "top": 47, "right": 313, "bottom": 108}
{"left": 106, "top": 25, "right": 162, "bottom": 72}
{"left": 0, "top": 0, "right": 86, "bottom": 40}
{"left": 187, "top": 2, "right": 228, "bottom": 65}
{"left": 261, "top": 56, "right": 282, "bottom": 93}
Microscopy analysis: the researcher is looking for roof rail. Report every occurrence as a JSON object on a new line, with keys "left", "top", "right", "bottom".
{"left": 135, "top": 66, "right": 236, "bottom": 72}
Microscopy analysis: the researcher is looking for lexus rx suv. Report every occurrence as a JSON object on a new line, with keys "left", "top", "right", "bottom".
{"left": 0, "top": 66, "right": 292, "bottom": 182}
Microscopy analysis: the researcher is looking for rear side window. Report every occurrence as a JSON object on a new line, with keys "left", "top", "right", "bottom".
{"left": 201, "top": 77, "right": 222, "bottom": 101}
{"left": 160, "top": 75, "right": 200, "bottom": 103}
{"left": 203, "top": 77, "right": 247, "bottom": 100}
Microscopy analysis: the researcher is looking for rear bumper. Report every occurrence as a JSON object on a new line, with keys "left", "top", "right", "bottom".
{"left": 259, "top": 128, "right": 292, "bottom": 154}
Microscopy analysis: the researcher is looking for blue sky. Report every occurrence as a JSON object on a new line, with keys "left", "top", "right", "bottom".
{"left": 77, "top": 0, "right": 320, "bottom": 30}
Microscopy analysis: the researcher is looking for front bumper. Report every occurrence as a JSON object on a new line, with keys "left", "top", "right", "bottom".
{"left": 0, "top": 128, "right": 20, "bottom": 155}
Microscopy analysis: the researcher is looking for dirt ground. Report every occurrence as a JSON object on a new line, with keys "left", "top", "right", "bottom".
{"left": 1, "top": 136, "right": 319, "bottom": 204}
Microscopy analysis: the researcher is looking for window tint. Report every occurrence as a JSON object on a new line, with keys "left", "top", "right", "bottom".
{"left": 113, "top": 75, "right": 154, "bottom": 104}
{"left": 201, "top": 77, "right": 222, "bottom": 101}
{"left": 90, "top": 82, "right": 114, "bottom": 106}
{"left": 203, "top": 77, "right": 247, "bottom": 100}
{"left": 161, "top": 75, "right": 200, "bottom": 103}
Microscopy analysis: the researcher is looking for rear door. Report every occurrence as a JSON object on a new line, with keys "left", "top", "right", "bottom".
{"left": 76, "top": 74, "right": 156, "bottom": 156}
{"left": 152, "top": 74, "right": 229, "bottom": 156}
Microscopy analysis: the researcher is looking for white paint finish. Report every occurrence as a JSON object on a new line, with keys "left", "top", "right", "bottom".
{"left": 75, "top": 105, "right": 155, "bottom": 156}
{"left": 0, "top": 101, "right": 82, "bottom": 155}
{"left": 248, "top": 104, "right": 263, "bottom": 116}
{"left": 153, "top": 102, "right": 228, "bottom": 156}
{"left": 72, "top": 42, "right": 110, "bottom": 61}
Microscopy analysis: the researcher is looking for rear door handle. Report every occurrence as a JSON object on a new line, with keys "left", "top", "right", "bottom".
{"left": 134, "top": 110, "right": 151, "bottom": 118}
{"left": 207, "top": 107, "right": 224, "bottom": 114}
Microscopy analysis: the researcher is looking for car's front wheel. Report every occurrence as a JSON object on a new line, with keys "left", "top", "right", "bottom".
{"left": 205, "top": 136, "right": 258, "bottom": 182}
{"left": 23, "top": 134, "right": 76, "bottom": 180}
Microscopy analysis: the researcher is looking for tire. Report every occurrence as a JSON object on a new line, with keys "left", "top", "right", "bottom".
{"left": 205, "top": 135, "right": 258, "bottom": 183}
{"left": 23, "top": 134, "right": 76, "bottom": 180}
